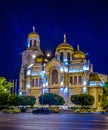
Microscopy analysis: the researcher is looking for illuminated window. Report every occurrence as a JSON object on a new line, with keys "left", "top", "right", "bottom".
{"left": 52, "top": 69, "right": 58, "bottom": 84}
{"left": 67, "top": 53, "right": 70, "bottom": 61}
{"left": 83, "top": 78, "right": 87, "bottom": 85}
{"left": 60, "top": 66, "right": 64, "bottom": 72}
{"left": 45, "top": 76, "right": 48, "bottom": 86}
{"left": 64, "top": 87, "right": 68, "bottom": 93}
{"left": 60, "top": 76, "right": 63, "bottom": 86}
{"left": 26, "top": 81, "right": 30, "bottom": 88}
{"left": 83, "top": 87, "right": 86, "bottom": 93}
{"left": 27, "top": 70, "right": 31, "bottom": 75}
{"left": 89, "top": 81, "right": 96, "bottom": 86}
{"left": 64, "top": 67, "right": 68, "bottom": 72}
{"left": 60, "top": 52, "right": 63, "bottom": 62}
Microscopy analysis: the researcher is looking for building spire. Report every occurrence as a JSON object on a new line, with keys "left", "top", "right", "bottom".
{"left": 77, "top": 44, "right": 80, "bottom": 51}
{"left": 64, "top": 34, "right": 66, "bottom": 43}
{"left": 32, "top": 26, "right": 35, "bottom": 32}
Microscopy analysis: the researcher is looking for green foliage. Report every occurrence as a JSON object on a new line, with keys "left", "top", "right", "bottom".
{"left": 70, "top": 94, "right": 95, "bottom": 107}
{"left": 103, "top": 82, "right": 108, "bottom": 95}
{"left": 101, "top": 95, "right": 108, "bottom": 109}
{"left": 7, "top": 94, "right": 18, "bottom": 106}
{"left": 53, "top": 94, "right": 65, "bottom": 105}
{"left": 0, "top": 77, "right": 13, "bottom": 93}
{"left": 102, "top": 82, "right": 108, "bottom": 109}
{"left": 17, "top": 96, "right": 36, "bottom": 106}
{"left": 0, "top": 92, "right": 9, "bottom": 105}
{"left": 39, "top": 93, "right": 65, "bottom": 106}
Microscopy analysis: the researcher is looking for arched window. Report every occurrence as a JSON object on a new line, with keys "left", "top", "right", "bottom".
{"left": 60, "top": 52, "right": 63, "bottom": 62}
{"left": 52, "top": 69, "right": 58, "bottom": 84}
{"left": 30, "top": 40, "right": 32, "bottom": 47}
{"left": 67, "top": 53, "right": 70, "bottom": 61}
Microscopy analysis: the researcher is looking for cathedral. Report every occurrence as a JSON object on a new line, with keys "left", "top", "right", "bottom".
{"left": 19, "top": 27, "right": 108, "bottom": 109}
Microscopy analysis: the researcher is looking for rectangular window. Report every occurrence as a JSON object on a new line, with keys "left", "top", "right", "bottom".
{"left": 74, "top": 76, "right": 77, "bottom": 85}
{"left": 78, "top": 76, "right": 82, "bottom": 85}
{"left": 31, "top": 79, "right": 34, "bottom": 87}
{"left": 36, "top": 79, "right": 38, "bottom": 87}
{"left": 39, "top": 79, "right": 42, "bottom": 87}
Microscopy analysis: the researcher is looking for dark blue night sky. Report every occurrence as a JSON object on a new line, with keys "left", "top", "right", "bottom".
{"left": 0, "top": 0, "right": 108, "bottom": 80}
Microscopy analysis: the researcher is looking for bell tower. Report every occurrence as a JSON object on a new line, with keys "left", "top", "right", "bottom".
{"left": 21, "top": 26, "right": 43, "bottom": 66}
{"left": 27, "top": 26, "right": 40, "bottom": 49}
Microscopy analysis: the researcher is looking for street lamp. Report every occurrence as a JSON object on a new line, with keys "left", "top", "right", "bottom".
{"left": 40, "top": 63, "right": 45, "bottom": 108}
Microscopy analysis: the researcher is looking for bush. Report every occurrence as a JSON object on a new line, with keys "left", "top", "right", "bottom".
{"left": 3, "top": 107, "right": 21, "bottom": 114}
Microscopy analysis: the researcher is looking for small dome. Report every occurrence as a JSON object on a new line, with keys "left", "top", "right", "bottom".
{"left": 28, "top": 26, "right": 40, "bottom": 38}
{"left": 56, "top": 34, "right": 74, "bottom": 52}
{"left": 89, "top": 73, "right": 101, "bottom": 81}
{"left": 28, "top": 32, "right": 39, "bottom": 39}
{"left": 35, "top": 55, "right": 48, "bottom": 63}
{"left": 72, "top": 45, "right": 86, "bottom": 59}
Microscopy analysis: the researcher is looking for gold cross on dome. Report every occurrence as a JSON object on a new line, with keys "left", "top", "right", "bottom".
{"left": 64, "top": 34, "right": 66, "bottom": 42}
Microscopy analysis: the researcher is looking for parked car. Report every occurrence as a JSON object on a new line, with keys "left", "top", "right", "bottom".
{"left": 18, "top": 106, "right": 27, "bottom": 112}
{"left": 49, "top": 106, "right": 60, "bottom": 113}
{"left": 32, "top": 107, "right": 50, "bottom": 114}
{"left": 3, "top": 107, "right": 21, "bottom": 114}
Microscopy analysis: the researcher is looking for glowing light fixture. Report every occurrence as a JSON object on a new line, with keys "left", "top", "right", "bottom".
{"left": 64, "top": 87, "right": 68, "bottom": 93}
{"left": 83, "top": 87, "right": 86, "bottom": 93}
{"left": 46, "top": 51, "right": 51, "bottom": 58}
{"left": 60, "top": 67, "right": 64, "bottom": 72}
{"left": 27, "top": 70, "right": 31, "bottom": 75}
{"left": 32, "top": 54, "right": 36, "bottom": 59}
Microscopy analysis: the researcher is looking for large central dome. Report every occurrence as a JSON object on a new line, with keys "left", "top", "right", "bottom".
{"left": 56, "top": 34, "right": 74, "bottom": 52}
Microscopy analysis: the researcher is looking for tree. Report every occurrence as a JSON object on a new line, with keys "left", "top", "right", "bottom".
{"left": 0, "top": 77, "right": 13, "bottom": 93}
{"left": 17, "top": 96, "right": 36, "bottom": 106}
{"left": 103, "top": 82, "right": 108, "bottom": 95}
{"left": 70, "top": 94, "right": 94, "bottom": 107}
{"left": 53, "top": 94, "right": 65, "bottom": 105}
{"left": 7, "top": 94, "right": 18, "bottom": 106}
{"left": 39, "top": 93, "right": 65, "bottom": 106}
{"left": 101, "top": 82, "right": 108, "bottom": 109}
{"left": 0, "top": 92, "right": 9, "bottom": 105}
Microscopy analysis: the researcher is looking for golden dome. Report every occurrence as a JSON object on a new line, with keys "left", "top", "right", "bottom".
{"left": 35, "top": 55, "right": 48, "bottom": 63}
{"left": 72, "top": 45, "right": 86, "bottom": 59}
{"left": 56, "top": 34, "right": 74, "bottom": 52}
{"left": 28, "top": 26, "right": 40, "bottom": 38}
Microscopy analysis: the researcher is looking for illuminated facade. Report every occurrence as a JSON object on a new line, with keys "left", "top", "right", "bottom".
{"left": 19, "top": 27, "right": 108, "bottom": 108}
